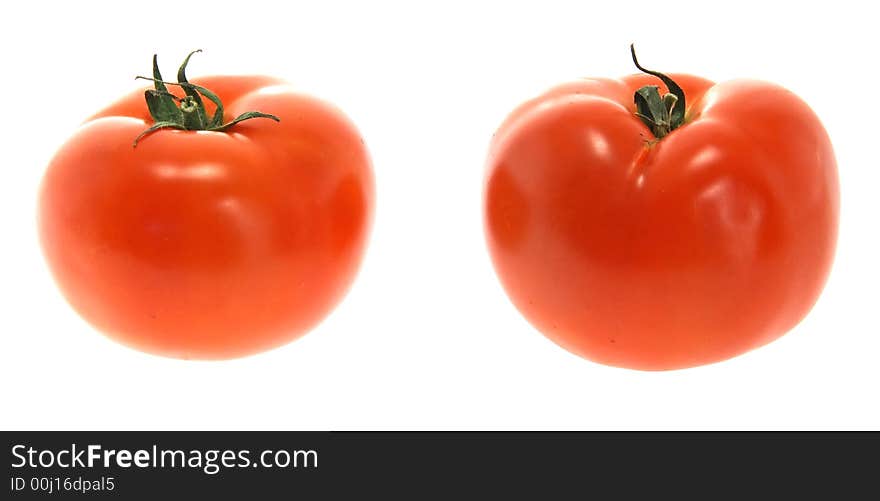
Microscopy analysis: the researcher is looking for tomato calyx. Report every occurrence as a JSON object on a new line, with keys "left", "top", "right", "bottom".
{"left": 132, "top": 50, "right": 280, "bottom": 147}
{"left": 629, "top": 44, "right": 687, "bottom": 140}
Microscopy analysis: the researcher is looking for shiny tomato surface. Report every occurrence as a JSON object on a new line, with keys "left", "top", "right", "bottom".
{"left": 39, "top": 76, "right": 374, "bottom": 359}
{"left": 484, "top": 73, "right": 838, "bottom": 370}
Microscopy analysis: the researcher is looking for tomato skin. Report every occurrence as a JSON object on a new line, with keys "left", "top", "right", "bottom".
{"left": 39, "top": 76, "right": 374, "bottom": 359}
{"left": 484, "top": 75, "right": 839, "bottom": 370}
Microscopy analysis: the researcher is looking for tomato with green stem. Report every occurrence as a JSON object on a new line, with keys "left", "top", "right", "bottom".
{"left": 484, "top": 46, "right": 839, "bottom": 370}
{"left": 39, "top": 51, "right": 374, "bottom": 359}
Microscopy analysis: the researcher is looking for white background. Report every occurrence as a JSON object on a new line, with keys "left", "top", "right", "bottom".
{"left": 1, "top": 0, "right": 877, "bottom": 430}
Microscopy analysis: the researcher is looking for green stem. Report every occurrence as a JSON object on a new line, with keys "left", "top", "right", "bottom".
{"left": 629, "top": 44, "right": 686, "bottom": 139}
{"left": 133, "top": 51, "right": 280, "bottom": 147}
{"left": 179, "top": 97, "right": 205, "bottom": 129}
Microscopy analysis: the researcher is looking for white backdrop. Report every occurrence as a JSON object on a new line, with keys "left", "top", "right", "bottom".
{"left": 1, "top": 0, "right": 877, "bottom": 430}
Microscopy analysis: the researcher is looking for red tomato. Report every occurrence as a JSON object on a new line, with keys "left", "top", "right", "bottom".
{"left": 39, "top": 53, "right": 374, "bottom": 359}
{"left": 484, "top": 47, "right": 839, "bottom": 370}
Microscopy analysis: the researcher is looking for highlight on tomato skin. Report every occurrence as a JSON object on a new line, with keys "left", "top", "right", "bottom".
{"left": 483, "top": 45, "right": 839, "bottom": 371}
{"left": 37, "top": 51, "right": 375, "bottom": 360}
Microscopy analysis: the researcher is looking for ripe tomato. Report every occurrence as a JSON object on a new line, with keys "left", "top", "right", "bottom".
{"left": 484, "top": 47, "right": 839, "bottom": 370}
{"left": 39, "top": 52, "right": 374, "bottom": 359}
